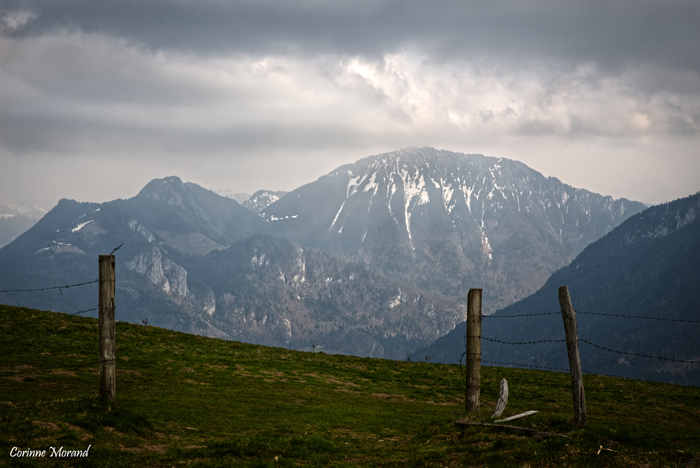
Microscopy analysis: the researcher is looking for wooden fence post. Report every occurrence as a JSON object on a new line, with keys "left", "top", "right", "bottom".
{"left": 558, "top": 285, "right": 586, "bottom": 426}
{"left": 465, "top": 289, "right": 482, "bottom": 413}
{"left": 99, "top": 255, "right": 116, "bottom": 402}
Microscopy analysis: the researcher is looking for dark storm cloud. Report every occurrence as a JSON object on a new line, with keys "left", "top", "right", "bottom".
{"left": 0, "top": 112, "right": 398, "bottom": 155}
{"left": 5, "top": 0, "right": 700, "bottom": 73}
{"left": 1, "top": 0, "right": 699, "bottom": 208}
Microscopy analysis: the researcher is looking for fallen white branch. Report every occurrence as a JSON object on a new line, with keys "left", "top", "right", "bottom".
{"left": 495, "top": 410, "right": 538, "bottom": 423}
{"left": 455, "top": 420, "right": 571, "bottom": 439}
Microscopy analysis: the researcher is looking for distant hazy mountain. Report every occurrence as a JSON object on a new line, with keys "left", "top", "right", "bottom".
{"left": 243, "top": 190, "right": 289, "bottom": 214}
{"left": 0, "top": 215, "right": 36, "bottom": 249}
{"left": 0, "top": 201, "right": 47, "bottom": 248}
{"left": 0, "top": 177, "right": 461, "bottom": 358}
{"left": 0, "top": 177, "right": 268, "bottom": 329}
{"left": 127, "top": 177, "right": 267, "bottom": 255}
{"left": 264, "top": 147, "right": 645, "bottom": 313}
{"left": 415, "top": 192, "right": 700, "bottom": 386}
{"left": 214, "top": 190, "right": 251, "bottom": 204}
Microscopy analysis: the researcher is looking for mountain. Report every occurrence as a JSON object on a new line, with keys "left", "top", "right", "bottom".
{"left": 243, "top": 190, "right": 289, "bottom": 214}
{"left": 0, "top": 148, "right": 651, "bottom": 361}
{"left": 128, "top": 177, "right": 268, "bottom": 255}
{"left": 0, "top": 214, "right": 36, "bottom": 249}
{"left": 185, "top": 234, "right": 463, "bottom": 358}
{"left": 214, "top": 190, "right": 251, "bottom": 204}
{"left": 0, "top": 177, "right": 462, "bottom": 359}
{"left": 0, "top": 177, "right": 268, "bottom": 327}
{"left": 263, "top": 147, "right": 645, "bottom": 313}
{"left": 0, "top": 201, "right": 47, "bottom": 248}
{"left": 415, "top": 192, "right": 700, "bottom": 386}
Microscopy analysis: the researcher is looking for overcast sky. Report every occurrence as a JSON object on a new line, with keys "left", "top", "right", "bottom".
{"left": 1, "top": 0, "right": 699, "bottom": 209}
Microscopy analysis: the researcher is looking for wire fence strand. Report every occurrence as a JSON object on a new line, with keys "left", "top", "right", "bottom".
{"left": 482, "top": 336, "right": 566, "bottom": 346}
{"left": 578, "top": 339, "right": 700, "bottom": 364}
{"left": 483, "top": 312, "right": 560, "bottom": 318}
{"left": 577, "top": 310, "right": 700, "bottom": 323}
{"left": 482, "top": 360, "right": 569, "bottom": 372}
{"left": 481, "top": 359, "right": 671, "bottom": 381}
{"left": 70, "top": 307, "right": 99, "bottom": 316}
{"left": 0, "top": 279, "right": 98, "bottom": 294}
{"left": 480, "top": 309, "right": 700, "bottom": 323}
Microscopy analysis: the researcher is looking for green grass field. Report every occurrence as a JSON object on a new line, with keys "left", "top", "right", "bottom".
{"left": 1, "top": 304, "right": 699, "bottom": 467}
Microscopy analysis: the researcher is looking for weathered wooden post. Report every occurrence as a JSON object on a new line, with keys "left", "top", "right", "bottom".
{"left": 558, "top": 285, "right": 586, "bottom": 426}
{"left": 492, "top": 378, "right": 509, "bottom": 419}
{"left": 99, "top": 255, "right": 116, "bottom": 402}
{"left": 465, "top": 288, "right": 482, "bottom": 413}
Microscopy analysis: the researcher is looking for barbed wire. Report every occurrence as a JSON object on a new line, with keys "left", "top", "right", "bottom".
{"left": 0, "top": 307, "right": 100, "bottom": 326}
{"left": 482, "top": 359, "right": 569, "bottom": 372}
{"left": 481, "top": 360, "right": 641, "bottom": 379}
{"left": 70, "top": 307, "right": 98, "bottom": 316}
{"left": 0, "top": 279, "right": 98, "bottom": 294}
{"left": 0, "top": 243, "right": 121, "bottom": 294}
{"left": 470, "top": 334, "right": 698, "bottom": 367}
{"left": 482, "top": 336, "right": 566, "bottom": 346}
{"left": 1, "top": 358, "right": 116, "bottom": 370}
{"left": 581, "top": 369, "right": 637, "bottom": 380}
{"left": 483, "top": 312, "right": 560, "bottom": 318}
{"left": 109, "top": 243, "right": 124, "bottom": 256}
{"left": 480, "top": 334, "right": 697, "bottom": 364}
{"left": 479, "top": 309, "right": 699, "bottom": 323}
{"left": 578, "top": 339, "right": 700, "bottom": 364}
{"left": 577, "top": 310, "right": 700, "bottom": 323}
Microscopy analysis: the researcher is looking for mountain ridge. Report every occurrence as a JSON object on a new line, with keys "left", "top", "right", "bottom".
{"left": 263, "top": 147, "right": 645, "bottom": 313}
{"left": 0, "top": 177, "right": 463, "bottom": 359}
{"left": 0, "top": 147, "right": 652, "bottom": 360}
{"left": 414, "top": 191, "right": 700, "bottom": 385}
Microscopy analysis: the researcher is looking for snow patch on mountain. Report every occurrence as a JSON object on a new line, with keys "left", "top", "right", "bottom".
{"left": 251, "top": 253, "right": 268, "bottom": 267}
{"left": 35, "top": 241, "right": 85, "bottom": 255}
{"left": 72, "top": 220, "right": 93, "bottom": 232}
{"left": 329, "top": 200, "right": 347, "bottom": 232}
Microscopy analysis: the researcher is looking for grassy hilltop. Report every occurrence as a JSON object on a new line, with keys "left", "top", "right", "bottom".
{"left": 1, "top": 305, "right": 699, "bottom": 467}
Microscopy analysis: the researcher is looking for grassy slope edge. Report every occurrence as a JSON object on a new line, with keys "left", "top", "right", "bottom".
{"left": 1, "top": 305, "right": 699, "bottom": 467}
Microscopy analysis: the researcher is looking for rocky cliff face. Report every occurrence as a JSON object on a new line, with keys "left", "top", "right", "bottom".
{"left": 125, "top": 247, "right": 191, "bottom": 300}
{"left": 187, "top": 234, "right": 464, "bottom": 358}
